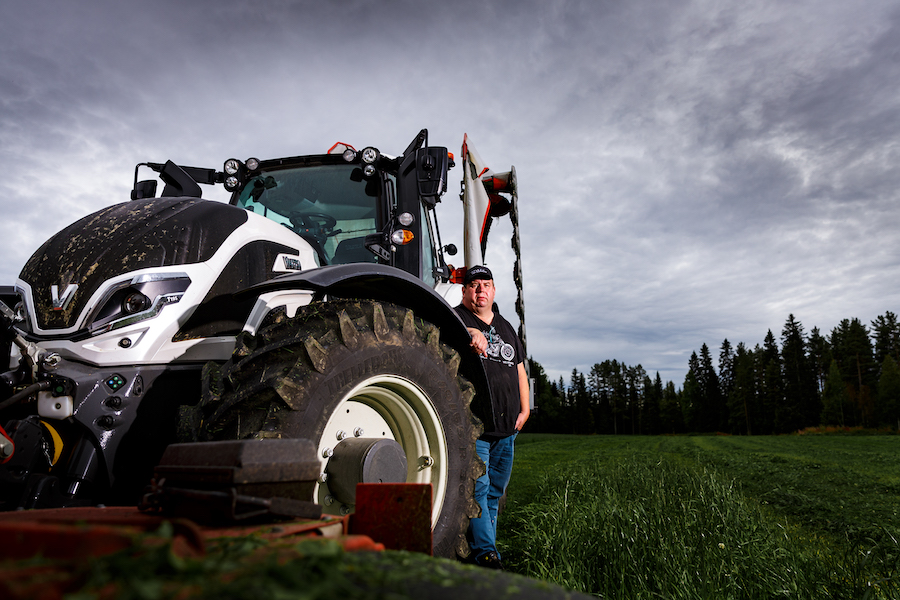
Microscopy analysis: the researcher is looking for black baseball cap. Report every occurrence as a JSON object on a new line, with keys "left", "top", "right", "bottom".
{"left": 463, "top": 265, "right": 493, "bottom": 285}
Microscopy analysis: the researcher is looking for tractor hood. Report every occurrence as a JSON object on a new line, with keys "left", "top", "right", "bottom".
{"left": 19, "top": 197, "right": 249, "bottom": 331}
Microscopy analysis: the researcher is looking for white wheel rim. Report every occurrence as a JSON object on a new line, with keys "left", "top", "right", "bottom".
{"left": 315, "top": 375, "right": 449, "bottom": 526}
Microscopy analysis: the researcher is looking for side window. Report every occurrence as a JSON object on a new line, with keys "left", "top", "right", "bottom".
{"left": 420, "top": 203, "right": 437, "bottom": 287}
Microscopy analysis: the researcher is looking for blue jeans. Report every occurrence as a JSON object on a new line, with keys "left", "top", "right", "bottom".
{"left": 469, "top": 432, "right": 517, "bottom": 559}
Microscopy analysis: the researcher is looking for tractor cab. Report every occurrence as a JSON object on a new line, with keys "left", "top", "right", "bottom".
{"left": 221, "top": 131, "right": 456, "bottom": 287}
{"left": 132, "top": 130, "right": 456, "bottom": 288}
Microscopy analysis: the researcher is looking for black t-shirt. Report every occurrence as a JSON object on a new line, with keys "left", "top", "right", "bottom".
{"left": 455, "top": 303, "right": 525, "bottom": 439}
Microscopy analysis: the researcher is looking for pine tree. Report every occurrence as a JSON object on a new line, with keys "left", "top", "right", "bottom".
{"left": 570, "top": 369, "right": 593, "bottom": 434}
{"left": 527, "top": 358, "right": 563, "bottom": 433}
{"left": 871, "top": 312, "right": 900, "bottom": 375}
{"left": 626, "top": 364, "right": 646, "bottom": 434}
{"left": 728, "top": 342, "right": 756, "bottom": 435}
{"left": 759, "top": 331, "right": 783, "bottom": 433}
{"left": 660, "top": 381, "right": 683, "bottom": 433}
{"left": 697, "top": 344, "right": 721, "bottom": 432}
{"left": 830, "top": 318, "right": 876, "bottom": 426}
{"left": 608, "top": 360, "right": 627, "bottom": 435}
{"left": 781, "top": 314, "right": 819, "bottom": 431}
{"left": 807, "top": 326, "right": 832, "bottom": 398}
{"left": 588, "top": 362, "right": 612, "bottom": 433}
{"left": 682, "top": 353, "right": 702, "bottom": 431}
{"left": 641, "top": 372, "right": 663, "bottom": 435}
{"left": 719, "top": 339, "right": 735, "bottom": 408}
{"left": 876, "top": 355, "right": 900, "bottom": 429}
{"left": 820, "top": 359, "right": 848, "bottom": 427}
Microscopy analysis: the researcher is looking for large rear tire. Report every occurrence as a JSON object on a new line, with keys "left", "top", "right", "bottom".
{"left": 186, "top": 299, "right": 481, "bottom": 558}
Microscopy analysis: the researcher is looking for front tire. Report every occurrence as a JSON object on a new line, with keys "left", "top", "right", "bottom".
{"left": 187, "top": 299, "right": 481, "bottom": 558}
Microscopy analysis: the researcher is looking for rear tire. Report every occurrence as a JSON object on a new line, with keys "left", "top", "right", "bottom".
{"left": 186, "top": 299, "right": 481, "bottom": 558}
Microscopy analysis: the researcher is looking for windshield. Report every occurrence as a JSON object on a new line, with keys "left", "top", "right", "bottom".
{"left": 234, "top": 163, "right": 381, "bottom": 266}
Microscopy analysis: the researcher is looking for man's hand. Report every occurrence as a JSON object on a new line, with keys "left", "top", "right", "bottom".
{"left": 467, "top": 327, "right": 488, "bottom": 356}
{"left": 515, "top": 362, "right": 530, "bottom": 431}
{"left": 515, "top": 410, "right": 529, "bottom": 431}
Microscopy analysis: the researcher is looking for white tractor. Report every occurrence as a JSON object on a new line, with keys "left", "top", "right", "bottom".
{"left": 0, "top": 129, "right": 524, "bottom": 558}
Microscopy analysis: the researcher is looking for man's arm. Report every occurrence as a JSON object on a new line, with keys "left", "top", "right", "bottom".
{"left": 466, "top": 327, "right": 488, "bottom": 356}
{"left": 515, "top": 361, "right": 530, "bottom": 431}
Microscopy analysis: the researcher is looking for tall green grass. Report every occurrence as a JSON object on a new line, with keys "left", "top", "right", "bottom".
{"left": 500, "top": 453, "right": 898, "bottom": 599}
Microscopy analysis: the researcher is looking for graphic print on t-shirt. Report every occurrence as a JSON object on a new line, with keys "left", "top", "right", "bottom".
{"left": 483, "top": 324, "right": 517, "bottom": 367}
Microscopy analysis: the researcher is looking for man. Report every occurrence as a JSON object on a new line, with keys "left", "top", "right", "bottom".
{"left": 454, "top": 265, "right": 530, "bottom": 570}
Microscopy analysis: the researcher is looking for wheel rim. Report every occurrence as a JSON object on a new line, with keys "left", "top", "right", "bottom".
{"left": 315, "top": 375, "right": 449, "bottom": 526}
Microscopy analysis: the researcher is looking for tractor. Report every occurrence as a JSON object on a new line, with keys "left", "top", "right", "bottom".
{"left": 0, "top": 129, "right": 524, "bottom": 558}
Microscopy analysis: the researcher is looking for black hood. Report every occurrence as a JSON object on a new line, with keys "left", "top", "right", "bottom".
{"left": 20, "top": 197, "right": 248, "bottom": 330}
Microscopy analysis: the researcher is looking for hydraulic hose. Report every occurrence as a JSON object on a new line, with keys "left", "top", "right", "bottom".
{"left": 0, "top": 380, "right": 52, "bottom": 413}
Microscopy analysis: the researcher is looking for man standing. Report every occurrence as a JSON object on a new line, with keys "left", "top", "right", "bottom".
{"left": 454, "top": 265, "right": 530, "bottom": 570}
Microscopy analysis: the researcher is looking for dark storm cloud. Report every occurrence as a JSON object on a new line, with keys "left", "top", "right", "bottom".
{"left": 506, "top": 1, "right": 900, "bottom": 384}
{"left": 2, "top": 0, "right": 900, "bottom": 386}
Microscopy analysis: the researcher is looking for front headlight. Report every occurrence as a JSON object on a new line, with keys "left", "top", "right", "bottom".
{"left": 89, "top": 273, "right": 191, "bottom": 334}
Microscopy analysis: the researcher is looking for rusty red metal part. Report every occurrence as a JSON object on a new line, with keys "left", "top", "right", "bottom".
{"left": 0, "top": 483, "right": 433, "bottom": 600}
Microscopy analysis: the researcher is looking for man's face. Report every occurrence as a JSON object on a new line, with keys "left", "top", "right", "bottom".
{"left": 462, "top": 278, "right": 495, "bottom": 311}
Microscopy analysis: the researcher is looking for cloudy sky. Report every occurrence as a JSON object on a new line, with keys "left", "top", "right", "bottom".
{"left": 3, "top": 0, "right": 900, "bottom": 387}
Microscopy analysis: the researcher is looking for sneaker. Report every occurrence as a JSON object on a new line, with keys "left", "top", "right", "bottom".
{"left": 475, "top": 551, "right": 504, "bottom": 570}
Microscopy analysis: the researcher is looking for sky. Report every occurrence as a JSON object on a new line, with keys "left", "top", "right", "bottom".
{"left": 2, "top": 0, "right": 900, "bottom": 388}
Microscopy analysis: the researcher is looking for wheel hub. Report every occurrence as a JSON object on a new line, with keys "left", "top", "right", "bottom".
{"left": 325, "top": 437, "right": 408, "bottom": 505}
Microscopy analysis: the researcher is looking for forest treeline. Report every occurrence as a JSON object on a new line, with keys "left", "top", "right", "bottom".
{"left": 528, "top": 311, "right": 900, "bottom": 435}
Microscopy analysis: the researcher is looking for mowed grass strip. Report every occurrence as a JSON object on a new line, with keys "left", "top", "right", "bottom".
{"left": 500, "top": 434, "right": 900, "bottom": 599}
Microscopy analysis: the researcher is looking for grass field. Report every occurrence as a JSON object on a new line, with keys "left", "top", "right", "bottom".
{"left": 12, "top": 434, "right": 899, "bottom": 599}
{"left": 499, "top": 434, "right": 900, "bottom": 599}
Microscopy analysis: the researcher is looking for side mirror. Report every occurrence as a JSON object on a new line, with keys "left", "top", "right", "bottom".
{"left": 131, "top": 180, "right": 158, "bottom": 200}
{"left": 415, "top": 147, "right": 449, "bottom": 206}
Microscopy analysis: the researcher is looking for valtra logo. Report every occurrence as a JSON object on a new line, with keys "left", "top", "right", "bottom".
{"left": 50, "top": 284, "right": 78, "bottom": 311}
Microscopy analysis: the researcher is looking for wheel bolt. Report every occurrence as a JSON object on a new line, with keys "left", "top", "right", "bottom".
{"left": 422, "top": 456, "right": 434, "bottom": 467}
{"left": 322, "top": 447, "right": 334, "bottom": 458}
{"left": 324, "top": 495, "right": 335, "bottom": 506}
{"left": 318, "top": 472, "right": 328, "bottom": 484}
{"left": 340, "top": 505, "right": 352, "bottom": 516}
{"left": 336, "top": 430, "right": 347, "bottom": 441}
{"left": 353, "top": 427, "right": 364, "bottom": 437}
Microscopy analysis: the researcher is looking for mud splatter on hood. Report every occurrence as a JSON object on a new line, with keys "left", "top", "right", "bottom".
{"left": 20, "top": 197, "right": 248, "bottom": 331}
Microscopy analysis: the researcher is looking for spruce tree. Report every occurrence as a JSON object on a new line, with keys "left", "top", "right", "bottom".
{"left": 682, "top": 353, "right": 702, "bottom": 431}
{"left": 781, "top": 314, "right": 819, "bottom": 431}
{"left": 570, "top": 369, "right": 593, "bottom": 434}
{"left": 642, "top": 372, "right": 663, "bottom": 435}
{"left": 820, "top": 359, "right": 848, "bottom": 427}
{"left": 528, "top": 358, "right": 563, "bottom": 433}
{"left": 807, "top": 326, "right": 832, "bottom": 397}
{"left": 697, "top": 344, "right": 721, "bottom": 432}
{"left": 830, "top": 318, "right": 876, "bottom": 426}
{"left": 759, "top": 331, "right": 783, "bottom": 433}
{"left": 728, "top": 342, "right": 756, "bottom": 435}
{"left": 871, "top": 311, "right": 900, "bottom": 375}
{"left": 626, "top": 365, "right": 645, "bottom": 434}
{"left": 660, "top": 381, "right": 683, "bottom": 433}
{"left": 876, "top": 355, "right": 900, "bottom": 429}
{"left": 719, "top": 339, "right": 735, "bottom": 407}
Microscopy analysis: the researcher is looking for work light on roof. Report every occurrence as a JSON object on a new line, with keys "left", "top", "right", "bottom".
{"left": 224, "top": 158, "right": 241, "bottom": 175}
{"left": 363, "top": 164, "right": 377, "bottom": 178}
{"left": 245, "top": 158, "right": 260, "bottom": 171}
{"left": 361, "top": 147, "right": 380, "bottom": 164}
{"left": 342, "top": 148, "right": 357, "bottom": 162}
{"left": 224, "top": 175, "right": 239, "bottom": 190}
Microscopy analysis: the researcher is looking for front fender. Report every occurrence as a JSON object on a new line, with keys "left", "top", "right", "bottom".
{"left": 238, "top": 264, "right": 495, "bottom": 430}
